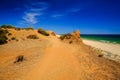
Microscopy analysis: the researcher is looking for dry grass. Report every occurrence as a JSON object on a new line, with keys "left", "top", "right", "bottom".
{"left": 38, "top": 28, "right": 49, "bottom": 36}
{"left": 27, "top": 35, "right": 39, "bottom": 39}
{"left": 0, "top": 28, "right": 8, "bottom": 44}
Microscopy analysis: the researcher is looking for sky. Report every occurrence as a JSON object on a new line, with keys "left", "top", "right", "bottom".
{"left": 0, "top": 0, "right": 120, "bottom": 34}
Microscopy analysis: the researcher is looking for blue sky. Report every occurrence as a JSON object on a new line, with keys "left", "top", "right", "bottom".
{"left": 0, "top": 0, "right": 120, "bottom": 34}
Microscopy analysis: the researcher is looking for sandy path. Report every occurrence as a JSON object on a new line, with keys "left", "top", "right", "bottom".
{"left": 83, "top": 39, "right": 120, "bottom": 56}
{"left": 25, "top": 38, "right": 80, "bottom": 80}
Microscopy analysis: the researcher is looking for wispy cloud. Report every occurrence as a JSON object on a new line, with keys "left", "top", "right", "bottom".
{"left": 20, "top": 2, "right": 49, "bottom": 25}
{"left": 51, "top": 14, "right": 66, "bottom": 18}
{"left": 51, "top": 8, "right": 81, "bottom": 18}
{"left": 29, "top": 8, "right": 47, "bottom": 12}
{"left": 19, "top": 1, "right": 81, "bottom": 24}
{"left": 23, "top": 12, "right": 42, "bottom": 24}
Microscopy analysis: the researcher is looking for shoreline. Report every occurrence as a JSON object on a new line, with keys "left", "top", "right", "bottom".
{"left": 82, "top": 39, "right": 120, "bottom": 62}
{"left": 81, "top": 38, "right": 120, "bottom": 45}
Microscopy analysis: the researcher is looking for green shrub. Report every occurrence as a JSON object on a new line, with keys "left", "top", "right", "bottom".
{"left": 60, "top": 35, "right": 65, "bottom": 40}
{"left": 60, "top": 33, "right": 72, "bottom": 40}
{"left": 98, "top": 54, "right": 103, "bottom": 57}
{"left": 0, "top": 24, "right": 16, "bottom": 29}
{"left": 25, "top": 26, "right": 34, "bottom": 30}
{"left": 11, "top": 37, "right": 16, "bottom": 40}
{"left": 27, "top": 35, "right": 39, "bottom": 39}
{"left": 14, "top": 55, "right": 24, "bottom": 63}
{"left": 0, "top": 29, "right": 8, "bottom": 45}
{"left": 38, "top": 28, "right": 49, "bottom": 36}
{"left": 0, "top": 38, "right": 7, "bottom": 44}
{"left": 18, "top": 26, "right": 34, "bottom": 30}
{"left": 15, "top": 28, "right": 21, "bottom": 31}
{"left": 0, "top": 29, "right": 8, "bottom": 34}
{"left": 8, "top": 33, "right": 12, "bottom": 36}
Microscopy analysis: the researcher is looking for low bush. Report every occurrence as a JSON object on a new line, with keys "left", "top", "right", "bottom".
{"left": 0, "top": 28, "right": 8, "bottom": 34}
{"left": 98, "top": 54, "right": 103, "bottom": 57}
{"left": 15, "top": 28, "right": 21, "bottom": 31}
{"left": 25, "top": 26, "right": 34, "bottom": 30}
{"left": 38, "top": 28, "right": 49, "bottom": 36}
{"left": 11, "top": 37, "right": 16, "bottom": 40}
{"left": 14, "top": 55, "right": 24, "bottom": 63}
{"left": 27, "top": 35, "right": 39, "bottom": 39}
{"left": 0, "top": 28, "right": 8, "bottom": 45}
{"left": 60, "top": 35, "right": 65, "bottom": 40}
{"left": 0, "top": 38, "right": 7, "bottom": 45}
{"left": 0, "top": 24, "right": 16, "bottom": 29}
{"left": 60, "top": 33, "right": 72, "bottom": 40}
{"left": 69, "top": 41, "right": 73, "bottom": 44}
{"left": 8, "top": 33, "right": 12, "bottom": 36}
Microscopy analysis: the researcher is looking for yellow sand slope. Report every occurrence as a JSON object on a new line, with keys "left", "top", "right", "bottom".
{"left": 0, "top": 29, "right": 120, "bottom": 80}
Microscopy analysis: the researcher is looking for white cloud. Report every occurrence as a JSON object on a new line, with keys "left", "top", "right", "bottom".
{"left": 23, "top": 12, "right": 42, "bottom": 24}
{"left": 51, "top": 14, "right": 66, "bottom": 18}
{"left": 20, "top": 1, "right": 49, "bottom": 25}
{"left": 51, "top": 8, "right": 81, "bottom": 18}
{"left": 51, "top": 14, "right": 63, "bottom": 17}
{"left": 29, "top": 7, "right": 47, "bottom": 12}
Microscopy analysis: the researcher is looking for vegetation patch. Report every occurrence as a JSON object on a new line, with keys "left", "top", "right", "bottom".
{"left": 0, "top": 28, "right": 8, "bottom": 45}
{"left": 38, "top": 28, "right": 49, "bottom": 36}
{"left": 8, "top": 33, "right": 12, "bottom": 36}
{"left": 25, "top": 26, "right": 34, "bottom": 30}
{"left": 15, "top": 27, "right": 34, "bottom": 31}
{"left": 98, "top": 54, "right": 103, "bottom": 57}
{"left": 69, "top": 41, "right": 73, "bottom": 44}
{"left": 11, "top": 37, "right": 16, "bottom": 40}
{"left": 0, "top": 24, "right": 16, "bottom": 29}
{"left": 14, "top": 55, "right": 24, "bottom": 63}
{"left": 0, "top": 38, "right": 7, "bottom": 45}
{"left": 15, "top": 28, "right": 21, "bottom": 31}
{"left": 27, "top": 34, "right": 39, "bottom": 39}
{"left": 60, "top": 33, "right": 72, "bottom": 40}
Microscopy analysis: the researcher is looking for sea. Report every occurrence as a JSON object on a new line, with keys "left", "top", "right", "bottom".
{"left": 81, "top": 34, "right": 120, "bottom": 44}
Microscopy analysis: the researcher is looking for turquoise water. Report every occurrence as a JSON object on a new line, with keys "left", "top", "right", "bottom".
{"left": 81, "top": 35, "right": 120, "bottom": 44}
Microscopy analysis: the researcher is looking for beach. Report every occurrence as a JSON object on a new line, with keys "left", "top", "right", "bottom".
{"left": 83, "top": 39, "right": 120, "bottom": 56}
{"left": 83, "top": 39, "right": 120, "bottom": 62}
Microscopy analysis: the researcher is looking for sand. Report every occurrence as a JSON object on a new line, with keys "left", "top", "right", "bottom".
{"left": 0, "top": 29, "right": 120, "bottom": 80}
{"left": 83, "top": 39, "right": 120, "bottom": 56}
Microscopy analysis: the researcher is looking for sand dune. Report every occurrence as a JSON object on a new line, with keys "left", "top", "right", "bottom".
{"left": 0, "top": 29, "right": 120, "bottom": 80}
{"left": 25, "top": 37, "right": 120, "bottom": 80}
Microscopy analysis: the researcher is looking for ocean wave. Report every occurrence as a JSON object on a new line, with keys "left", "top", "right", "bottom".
{"left": 100, "top": 40, "right": 110, "bottom": 43}
{"left": 100, "top": 40, "right": 119, "bottom": 45}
